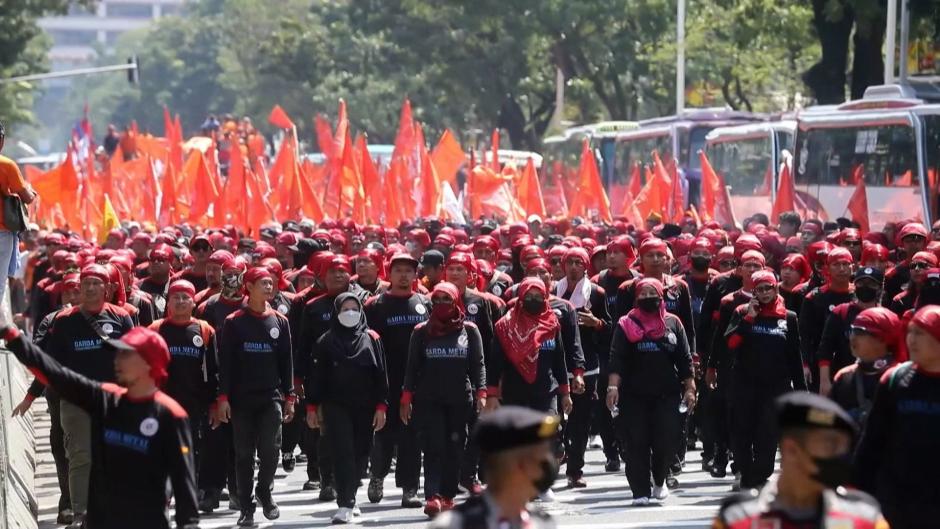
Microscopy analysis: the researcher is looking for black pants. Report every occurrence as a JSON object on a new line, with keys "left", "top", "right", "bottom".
{"left": 729, "top": 389, "right": 778, "bottom": 489}
{"left": 708, "top": 382, "right": 731, "bottom": 468}
{"left": 620, "top": 393, "right": 680, "bottom": 499}
{"left": 199, "top": 421, "right": 237, "bottom": 495}
{"left": 459, "top": 404, "right": 480, "bottom": 486}
{"left": 232, "top": 400, "right": 282, "bottom": 509}
{"left": 48, "top": 394, "right": 71, "bottom": 511}
{"left": 418, "top": 400, "right": 469, "bottom": 500}
{"left": 565, "top": 375, "right": 598, "bottom": 478}
{"left": 323, "top": 404, "right": 374, "bottom": 508}
{"left": 370, "top": 396, "right": 421, "bottom": 490}
{"left": 593, "top": 372, "right": 620, "bottom": 462}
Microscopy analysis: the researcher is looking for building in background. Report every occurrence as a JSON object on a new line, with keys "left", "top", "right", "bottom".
{"left": 39, "top": 0, "right": 184, "bottom": 74}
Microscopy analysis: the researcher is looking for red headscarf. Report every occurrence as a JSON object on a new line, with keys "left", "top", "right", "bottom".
{"left": 427, "top": 282, "right": 465, "bottom": 337}
{"left": 494, "top": 278, "right": 559, "bottom": 384}
{"left": 752, "top": 270, "right": 787, "bottom": 318}
{"left": 619, "top": 277, "right": 667, "bottom": 342}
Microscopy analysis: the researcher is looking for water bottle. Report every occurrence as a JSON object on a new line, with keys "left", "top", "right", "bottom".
{"left": 609, "top": 405, "right": 619, "bottom": 419}
{"left": 678, "top": 400, "right": 689, "bottom": 414}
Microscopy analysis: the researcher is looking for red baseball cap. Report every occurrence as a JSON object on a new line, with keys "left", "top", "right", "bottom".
{"left": 104, "top": 327, "right": 171, "bottom": 385}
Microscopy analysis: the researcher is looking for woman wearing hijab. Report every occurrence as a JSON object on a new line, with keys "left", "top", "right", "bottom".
{"left": 488, "top": 278, "right": 572, "bottom": 415}
{"left": 722, "top": 271, "right": 805, "bottom": 491}
{"left": 401, "top": 282, "right": 486, "bottom": 518}
{"left": 306, "top": 293, "right": 389, "bottom": 524}
{"left": 606, "top": 277, "right": 694, "bottom": 505}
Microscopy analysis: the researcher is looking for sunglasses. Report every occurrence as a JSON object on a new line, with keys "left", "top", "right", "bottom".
{"left": 192, "top": 245, "right": 211, "bottom": 252}
{"left": 911, "top": 262, "right": 932, "bottom": 270}
{"left": 719, "top": 260, "right": 736, "bottom": 268}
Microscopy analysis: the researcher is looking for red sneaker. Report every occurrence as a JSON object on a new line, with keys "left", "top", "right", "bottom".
{"left": 424, "top": 496, "right": 443, "bottom": 518}
{"left": 440, "top": 497, "right": 455, "bottom": 511}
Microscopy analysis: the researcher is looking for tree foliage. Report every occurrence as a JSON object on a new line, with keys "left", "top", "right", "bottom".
{"left": 36, "top": 0, "right": 827, "bottom": 149}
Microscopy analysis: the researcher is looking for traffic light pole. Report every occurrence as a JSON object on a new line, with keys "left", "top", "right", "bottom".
{"left": 0, "top": 56, "right": 139, "bottom": 85}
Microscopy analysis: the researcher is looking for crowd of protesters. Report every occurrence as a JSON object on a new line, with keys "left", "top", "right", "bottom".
{"left": 5, "top": 205, "right": 940, "bottom": 529}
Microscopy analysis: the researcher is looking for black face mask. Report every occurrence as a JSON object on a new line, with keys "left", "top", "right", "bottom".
{"left": 532, "top": 457, "right": 559, "bottom": 493}
{"left": 690, "top": 256, "right": 710, "bottom": 272}
{"left": 637, "top": 297, "right": 661, "bottom": 314}
{"left": 522, "top": 298, "right": 545, "bottom": 315}
{"left": 855, "top": 285, "right": 880, "bottom": 303}
{"left": 810, "top": 453, "right": 853, "bottom": 488}
{"left": 859, "top": 356, "right": 892, "bottom": 373}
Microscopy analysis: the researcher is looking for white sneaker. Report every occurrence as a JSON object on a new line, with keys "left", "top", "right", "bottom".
{"left": 588, "top": 435, "right": 602, "bottom": 449}
{"left": 352, "top": 505, "right": 361, "bottom": 516}
{"left": 331, "top": 507, "right": 353, "bottom": 524}
{"left": 538, "top": 489, "right": 556, "bottom": 502}
{"left": 652, "top": 485, "right": 669, "bottom": 500}
{"left": 632, "top": 496, "right": 650, "bottom": 506}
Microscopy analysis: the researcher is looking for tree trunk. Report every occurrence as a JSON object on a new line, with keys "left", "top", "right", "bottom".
{"left": 851, "top": 11, "right": 886, "bottom": 100}
{"left": 803, "top": 0, "right": 854, "bottom": 104}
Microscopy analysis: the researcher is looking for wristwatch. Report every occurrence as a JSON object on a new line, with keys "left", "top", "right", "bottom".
{"left": 607, "top": 386, "right": 618, "bottom": 392}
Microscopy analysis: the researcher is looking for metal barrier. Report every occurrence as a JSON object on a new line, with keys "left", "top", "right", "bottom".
{"left": 0, "top": 350, "right": 38, "bottom": 529}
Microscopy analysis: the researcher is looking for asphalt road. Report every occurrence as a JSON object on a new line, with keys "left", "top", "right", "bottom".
{"left": 34, "top": 403, "right": 738, "bottom": 528}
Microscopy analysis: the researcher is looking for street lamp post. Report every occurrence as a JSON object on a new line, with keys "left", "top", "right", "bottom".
{"left": 676, "top": 0, "right": 686, "bottom": 115}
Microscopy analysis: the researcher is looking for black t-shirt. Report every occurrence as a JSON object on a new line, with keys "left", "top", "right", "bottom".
{"left": 7, "top": 333, "right": 198, "bottom": 529}
{"left": 218, "top": 308, "right": 293, "bottom": 405}
{"left": 47, "top": 304, "right": 135, "bottom": 383}
{"left": 151, "top": 318, "right": 217, "bottom": 415}
{"left": 364, "top": 291, "right": 431, "bottom": 395}
{"left": 609, "top": 315, "right": 692, "bottom": 397}
{"left": 404, "top": 323, "right": 486, "bottom": 405}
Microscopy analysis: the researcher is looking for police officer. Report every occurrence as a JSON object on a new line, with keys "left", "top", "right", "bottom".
{"left": 712, "top": 392, "right": 887, "bottom": 529}
{"left": 429, "top": 406, "right": 559, "bottom": 529}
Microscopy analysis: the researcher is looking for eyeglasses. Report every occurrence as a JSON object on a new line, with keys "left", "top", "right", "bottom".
{"left": 754, "top": 285, "right": 776, "bottom": 294}
{"left": 911, "top": 262, "right": 932, "bottom": 270}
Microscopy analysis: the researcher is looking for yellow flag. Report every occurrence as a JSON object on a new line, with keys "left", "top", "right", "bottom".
{"left": 98, "top": 193, "right": 121, "bottom": 245}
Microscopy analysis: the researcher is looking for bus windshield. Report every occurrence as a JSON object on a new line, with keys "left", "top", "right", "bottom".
{"left": 793, "top": 123, "right": 920, "bottom": 229}
{"left": 613, "top": 134, "right": 672, "bottom": 186}
{"left": 707, "top": 136, "right": 774, "bottom": 197}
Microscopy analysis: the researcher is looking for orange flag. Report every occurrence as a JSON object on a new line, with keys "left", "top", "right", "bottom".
{"left": 567, "top": 139, "right": 612, "bottom": 222}
{"left": 846, "top": 166, "right": 870, "bottom": 234}
{"left": 771, "top": 161, "right": 795, "bottom": 223}
{"left": 271, "top": 140, "right": 301, "bottom": 219}
{"left": 632, "top": 172, "right": 663, "bottom": 223}
{"left": 268, "top": 104, "right": 295, "bottom": 129}
{"left": 490, "top": 129, "right": 501, "bottom": 171}
{"left": 224, "top": 141, "right": 249, "bottom": 229}
{"left": 314, "top": 114, "right": 335, "bottom": 160}
{"left": 517, "top": 157, "right": 546, "bottom": 217}
{"left": 340, "top": 131, "right": 365, "bottom": 223}
{"left": 160, "top": 155, "right": 183, "bottom": 225}
{"left": 32, "top": 152, "right": 80, "bottom": 228}
{"left": 651, "top": 151, "right": 673, "bottom": 212}
{"left": 183, "top": 149, "right": 219, "bottom": 223}
{"left": 417, "top": 124, "right": 442, "bottom": 218}
{"left": 430, "top": 129, "right": 466, "bottom": 188}
{"left": 628, "top": 161, "right": 642, "bottom": 199}
{"left": 383, "top": 157, "right": 405, "bottom": 227}
{"left": 698, "top": 151, "right": 736, "bottom": 227}
{"left": 358, "top": 135, "right": 381, "bottom": 222}
{"left": 247, "top": 164, "right": 275, "bottom": 236}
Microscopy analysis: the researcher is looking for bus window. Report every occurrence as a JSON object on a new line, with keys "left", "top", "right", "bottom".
{"left": 613, "top": 135, "right": 672, "bottom": 185}
{"left": 687, "top": 127, "right": 711, "bottom": 172}
{"left": 922, "top": 115, "right": 940, "bottom": 223}
{"left": 706, "top": 136, "right": 774, "bottom": 222}
{"left": 795, "top": 125, "right": 917, "bottom": 187}
{"left": 793, "top": 123, "right": 919, "bottom": 229}
{"left": 776, "top": 130, "right": 794, "bottom": 157}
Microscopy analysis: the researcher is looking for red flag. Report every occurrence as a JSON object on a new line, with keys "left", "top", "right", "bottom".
{"left": 771, "top": 161, "right": 795, "bottom": 223}
{"left": 669, "top": 159, "right": 685, "bottom": 222}
{"left": 340, "top": 131, "right": 365, "bottom": 223}
{"left": 567, "top": 139, "right": 612, "bottom": 222}
{"left": 268, "top": 104, "right": 295, "bottom": 129}
{"left": 224, "top": 141, "right": 249, "bottom": 229}
{"left": 393, "top": 99, "right": 415, "bottom": 157}
{"left": 651, "top": 151, "right": 673, "bottom": 211}
{"left": 160, "top": 156, "right": 182, "bottom": 225}
{"left": 430, "top": 129, "right": 466, "bottom": 188}
{"left": 163, "top": 106, "right": 174, "bottom": 141}
{"left": 846, "top": 166, "right": 870, "bottom": 234}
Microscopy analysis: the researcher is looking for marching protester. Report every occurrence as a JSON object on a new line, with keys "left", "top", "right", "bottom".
{"left": 306, "top": 293, "right": 389, "bottom": 524}
{"left": 364, "top": 253, "right": 430, "bottom": 508}
{"left": 607, "top": 277, "right": 694, "bottom": 505}
{"left": 401, "top": 281, "right": 486, "bottom": 517}
{"left": 3, "top": 325, "right": 200, "bottom": 529}
{"left": 855, "top": 305, "right": 940, "bottom": 529}
{"left": 216, "top": 266, "right": 295, "bottom": 526}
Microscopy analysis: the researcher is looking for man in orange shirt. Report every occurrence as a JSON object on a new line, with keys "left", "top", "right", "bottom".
{"left": 0, "top": 121, "right": 37, "bottom": 322}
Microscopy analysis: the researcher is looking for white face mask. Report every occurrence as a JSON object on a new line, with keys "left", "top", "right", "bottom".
{"left": 337, "top": 309, "right": 360, "bottom": 328}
